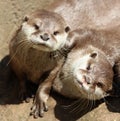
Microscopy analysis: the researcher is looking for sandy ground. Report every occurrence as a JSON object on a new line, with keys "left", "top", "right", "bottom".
{"left": 0, "top": 0, "right": 120, "bottom": 121}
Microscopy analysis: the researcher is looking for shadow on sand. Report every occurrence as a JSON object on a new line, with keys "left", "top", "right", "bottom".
{"left": 0, "top": 55, "right": 37, "bottom": 104}
{"left": 105, "top": 74, "right": 120, "bottom": 113}
{"left": 52, "top": 91, "right": 103, "bottom": 121}
{"left": 53, "top": 62, "right": 120, "bottom": 121}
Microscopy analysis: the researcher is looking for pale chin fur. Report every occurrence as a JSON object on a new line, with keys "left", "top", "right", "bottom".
{"left": 22, "top": 22, "right": 68, "bottom": 51}
{"left": 73, "top": 54, "right": 106, "bottom": 100}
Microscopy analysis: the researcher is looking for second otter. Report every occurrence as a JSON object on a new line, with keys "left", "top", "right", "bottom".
{"left": 53, "top": 27, "right": 120, "bottom": 100}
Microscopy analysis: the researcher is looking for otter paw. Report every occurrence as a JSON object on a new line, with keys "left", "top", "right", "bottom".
{"left": 30, "top": 99, "right": 48, "bottom": 118}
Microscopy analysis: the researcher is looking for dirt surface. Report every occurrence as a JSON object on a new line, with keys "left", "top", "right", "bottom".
{"left": 0, "top": 0, "right": 120, "bottom": 121}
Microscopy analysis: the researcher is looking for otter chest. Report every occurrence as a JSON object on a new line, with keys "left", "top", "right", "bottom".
{"left": 20, "top": 49, "right": 57, "bottom": 82}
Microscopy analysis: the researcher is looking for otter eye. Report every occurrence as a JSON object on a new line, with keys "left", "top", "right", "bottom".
{"left": 53, "top": 31, "right": 59, "bottom": 35}
{"left": 90, "top": 52, "right": 97, "bottom": 58}
{"left": 34, "top": 24, "right": 39, "bottom": 30}
{"left": 65, "top": 26, "right": 70, "bottom": 33}
{"left": 97, "top": 82, "right": 103, "bottom": 88}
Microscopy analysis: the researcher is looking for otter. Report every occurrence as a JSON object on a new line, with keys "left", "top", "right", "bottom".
{"left": 9, "top": 9, "right": 70, "bottom": 110}
{"left": 53, "top": 27, "right": 120, "bottom": 100}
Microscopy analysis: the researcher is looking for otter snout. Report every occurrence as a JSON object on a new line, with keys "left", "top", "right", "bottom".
{"left": 40, "top": 33, "right": 50, "bottom": 41}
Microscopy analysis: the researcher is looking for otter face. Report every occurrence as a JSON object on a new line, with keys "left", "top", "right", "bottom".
{"left": 67, "top": 48, "right": 113, "bottom": 100}
{"left": 21, "top": 10, "right": 70, "bottom": 51}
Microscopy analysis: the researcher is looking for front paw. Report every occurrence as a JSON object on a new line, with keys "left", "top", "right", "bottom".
{"left": 30, "top": 95, "right": 49, "bottom": 118}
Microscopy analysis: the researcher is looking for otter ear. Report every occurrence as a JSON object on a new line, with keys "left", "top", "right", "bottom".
{"left": 90, "top": 52, "right": 97, "bottom": 58}
{"left": 65, "top": 26, "right": 70, "bottom": 33}
{"left": 23, "top": 15, "right": 29, "bottom": 22}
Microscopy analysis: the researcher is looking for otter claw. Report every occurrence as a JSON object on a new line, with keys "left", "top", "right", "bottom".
{"left": 30, "top": 100, "right": 48, "bottom": 118}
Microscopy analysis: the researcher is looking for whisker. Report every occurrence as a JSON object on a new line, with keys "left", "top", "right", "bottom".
{"left": 62, "top": 98, "right": 88, "bottom": 115}
{"left": 62, "top": 99, "right": 81, "bottom": 109}
{"left": 85, "top": 95, "right": 90, "bottom": 110}
{"left": 7, "top": 41, "right": 26, "bottom": 65}
{"left": 7, "top": 48, "right": 19, "bottom": 66}
{"left": 69, "top": 99, "right": 85, "bottom": 113}
{"left": 75, "top": 99, "right": 88, "bottom": 115}
{"left": 86, "top": 94, "right": 92, "bottom": 111}
{"left": 88, "top": 96, "right": 93, "bottom": 111}
{"left": 88, "top": 94, "right": 96, "bottom": 112}
{"left": 7, "top": 40, "right": 32, "bottom": 66}
{"left": 86, "top": 100, "right": 93, "bottom": 113}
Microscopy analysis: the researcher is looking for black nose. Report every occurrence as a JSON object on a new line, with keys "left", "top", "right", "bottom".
{"left": 40, "top": 33, "right": 49, "bottom": 41}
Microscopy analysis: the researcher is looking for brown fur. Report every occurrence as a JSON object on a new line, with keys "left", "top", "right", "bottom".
{"left": 53, "top": 26, "right": 120, "bottom": 99}
{"left": 9, "top": 9, "right": 69, "bottom": 100}
{"left": 9, "top": 9, "right": 71, "bottom": 118}
{"left": 48, "top": 0, "right": 120, "bottom": 30}
{"left": 9, "top": 0, "right": 120, "bottom": 117}
{"left": 30, "top": 0, "right": 120, "bottom": 117}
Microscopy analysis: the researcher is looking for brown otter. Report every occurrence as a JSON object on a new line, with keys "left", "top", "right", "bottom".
{"left": 9, "top": 9, "right": 70, "bottom": 109}
{"left": 53, "top": 27, "right": 120, "bottom": 100}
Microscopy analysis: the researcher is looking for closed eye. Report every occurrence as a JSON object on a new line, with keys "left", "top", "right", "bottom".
{"left": 53, "top": 31, "right": 59, "bottom": 35}
{"left": 34, "top": 24, "right": 39, "bottom": 30}
{"left": 97, "top": 82, "right": 103, "bottom": 88}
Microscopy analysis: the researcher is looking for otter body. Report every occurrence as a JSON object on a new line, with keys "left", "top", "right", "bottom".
{"left": 9, "top": 9, "right": 70, "bottom": 100}
{"left": 49, "top": 0, "right": 120, "bottom": 30}
{"left": 53, "top": 27, "right": 120, "bottom": 100}
{"left": 10, "top": 31, "right": 56, "bottom": 83}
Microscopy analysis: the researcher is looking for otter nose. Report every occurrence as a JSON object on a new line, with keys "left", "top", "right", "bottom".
{"left": 40, "top": 33, "right": 49, "bottom": 41}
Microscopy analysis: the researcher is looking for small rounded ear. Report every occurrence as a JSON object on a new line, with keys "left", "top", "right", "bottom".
{"left": 90, "top": 52, "right": 97, "bottom": 58}
{"left": 65, "top": 26, "right": 70, "bottom": 33}
{"left": 23, "top": 15, "right": 29, "bottom": 22}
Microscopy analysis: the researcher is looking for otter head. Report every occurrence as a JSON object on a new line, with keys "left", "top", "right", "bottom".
{"left": 67, "top": 46, "right": 113, "bottom": 100}
{"left": 21, "top": 9, "right": 70, "bottom": 51}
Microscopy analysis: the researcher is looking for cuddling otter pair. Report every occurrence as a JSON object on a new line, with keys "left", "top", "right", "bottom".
{"left": 9, "top": 1, "right": 120, "bottom": 118}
